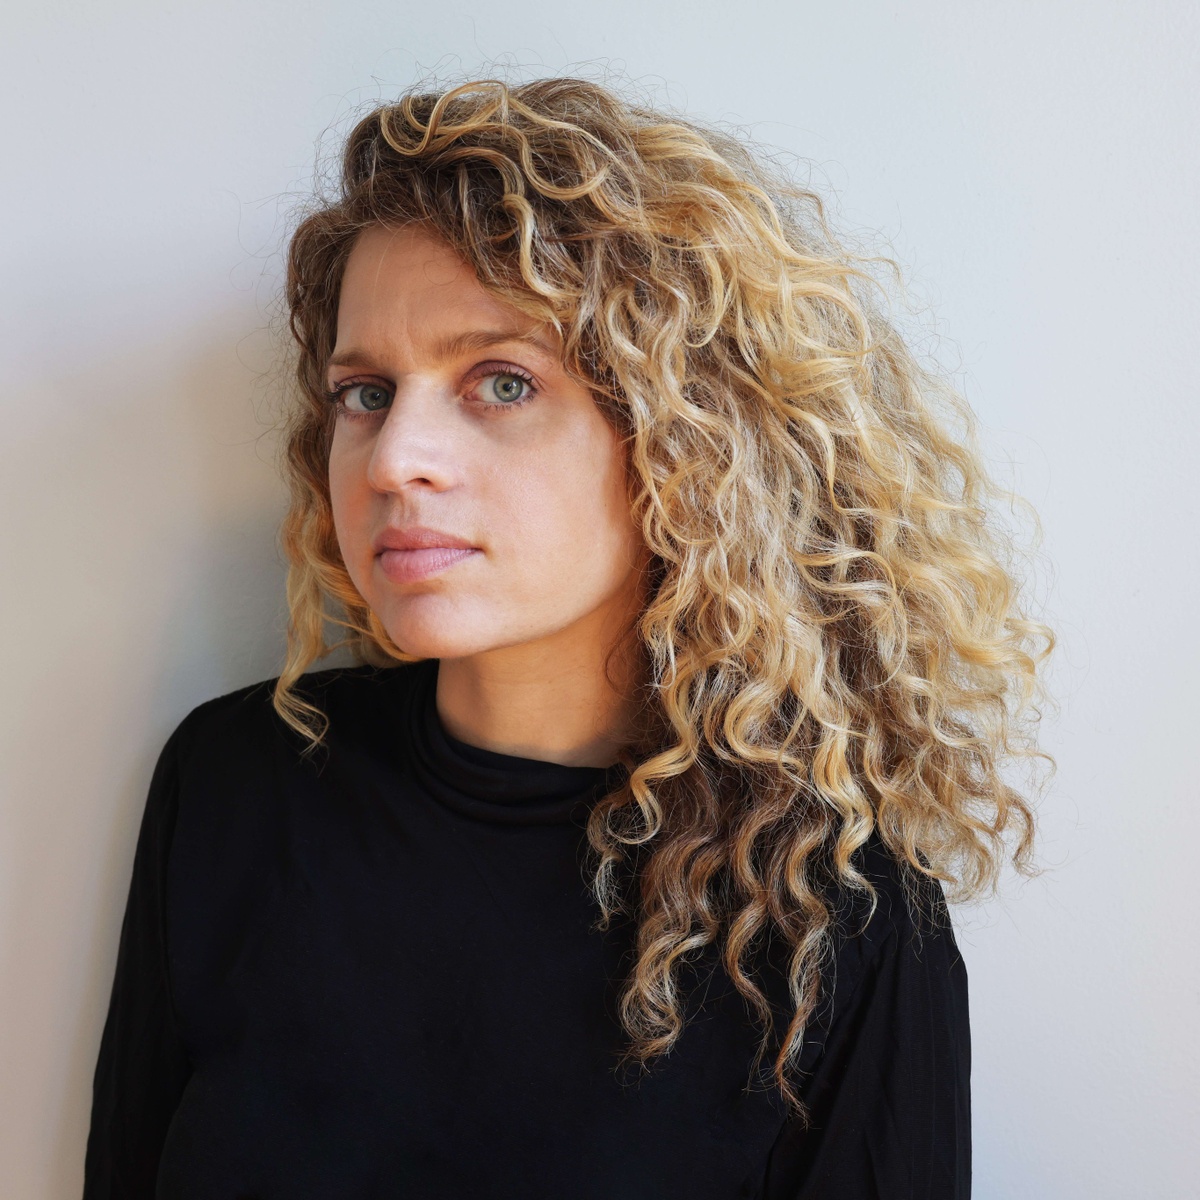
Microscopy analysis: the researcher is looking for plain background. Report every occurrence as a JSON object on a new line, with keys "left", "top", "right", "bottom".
{"left": 2, "top": 2, "right": 1197, "bottom": 1196}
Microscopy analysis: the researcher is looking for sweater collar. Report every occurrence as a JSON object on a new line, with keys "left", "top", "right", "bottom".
{"left": 402, "top": 657, "right": 625, "bottom": 826}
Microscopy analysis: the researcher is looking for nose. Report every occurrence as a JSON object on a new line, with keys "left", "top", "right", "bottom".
{"left": 365, "top": 382, "right": 460, "bottom": 495}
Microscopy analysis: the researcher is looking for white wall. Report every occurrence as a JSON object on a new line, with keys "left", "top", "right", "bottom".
{"left": 2, "top": 2, "right": 1196, "bottom": 1196}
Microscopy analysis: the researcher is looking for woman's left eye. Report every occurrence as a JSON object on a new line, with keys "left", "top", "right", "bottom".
{"left": 474, "top": 371, "right": 536, "bottom": 408}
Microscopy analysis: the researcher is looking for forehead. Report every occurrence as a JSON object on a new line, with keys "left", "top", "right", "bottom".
{"left": 334, "top": 225, "right": 541, "bottom": 354}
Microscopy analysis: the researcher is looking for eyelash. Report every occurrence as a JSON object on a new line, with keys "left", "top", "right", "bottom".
{"left": 324, "top": 363, "right": 539, "bottom": 422}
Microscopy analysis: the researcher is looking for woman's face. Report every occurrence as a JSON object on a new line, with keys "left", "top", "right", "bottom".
{"left": 326, "top": 223, "right": 646, "bottom": 664}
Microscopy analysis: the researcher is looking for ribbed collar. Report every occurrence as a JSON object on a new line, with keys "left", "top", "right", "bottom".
{"left": 401, "top": 657, "right": 626, "bottom": 826}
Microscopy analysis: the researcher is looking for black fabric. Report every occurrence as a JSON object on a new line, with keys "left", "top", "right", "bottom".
{"left": 84, "top": 658, "right": 971, "bottom": 1199}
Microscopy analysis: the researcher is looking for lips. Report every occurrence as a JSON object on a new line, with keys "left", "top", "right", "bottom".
{"left": 372, "top": 526, "right": 477, "bottom": 553}
{"left": 373, "top": 526, "right": 480, "bottom": 583}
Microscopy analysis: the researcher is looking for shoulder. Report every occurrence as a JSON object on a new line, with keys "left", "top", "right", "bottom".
{"left": 144, "top": 662, "right": 429, "bottom": 876}
{"left": 763, "top": 838, "right": 972, "bottom": 1196}
{"left": 813, "top": 832, "right": 966, "bottom": 1029}
{"left": 840, "top": 832, "right": 956, "bottom": 949}
{"left": 163, "top": 661, "right": 428, "bottom": 772}
{"left": 756, "top": 833, "right": 963, "bottom": 1032}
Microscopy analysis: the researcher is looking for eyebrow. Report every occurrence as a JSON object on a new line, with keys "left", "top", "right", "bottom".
{"left": 326, "top": 326, "right": 559, "bottom": 372}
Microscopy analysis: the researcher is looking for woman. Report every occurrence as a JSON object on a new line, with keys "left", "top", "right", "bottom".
{"left": 84, "top": 77, "right": 1052, "bottom": 1198}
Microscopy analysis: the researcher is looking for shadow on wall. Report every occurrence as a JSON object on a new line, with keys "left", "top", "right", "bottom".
{"left": 0, "top": 315, "right": 319, "bottom": 1196}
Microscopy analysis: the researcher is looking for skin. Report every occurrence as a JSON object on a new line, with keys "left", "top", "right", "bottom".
{"left": 327, "top": 224, "right": 650, "bottom": 768}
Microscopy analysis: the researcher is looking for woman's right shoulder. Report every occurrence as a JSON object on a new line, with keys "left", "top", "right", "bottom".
{"left": 139, "top": 662, "right": 431, "bottom": 861}
{"left": 161, "top": 661, "right": 428, "bottom": 774}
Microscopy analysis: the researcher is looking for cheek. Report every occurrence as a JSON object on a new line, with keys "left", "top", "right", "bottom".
{"left": 327, "top": 440, "right": 370, "bottom": 566}
{"left": 500, "top": 430, "right": 636, "bottom": 587}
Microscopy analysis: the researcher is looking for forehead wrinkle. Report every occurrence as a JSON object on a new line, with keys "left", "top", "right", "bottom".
{"left": 326, "top": 328, "right": 559, "bottom": 374}
{"left": 334, "top": 227, "right": 562, "bottom": 373}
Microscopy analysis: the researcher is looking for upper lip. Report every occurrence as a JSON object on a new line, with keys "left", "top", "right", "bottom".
{"left": 373, "top": 526, "right": 479, "bottom": 553}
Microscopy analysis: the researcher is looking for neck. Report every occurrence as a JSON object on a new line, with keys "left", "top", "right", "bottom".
{"left": 434, "top": 593, "right": 645, "bottom": 770}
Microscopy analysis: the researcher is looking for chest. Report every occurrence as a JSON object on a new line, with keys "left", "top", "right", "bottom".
{"left": 160, "top": 776, "right": 790, "bottom": 1199}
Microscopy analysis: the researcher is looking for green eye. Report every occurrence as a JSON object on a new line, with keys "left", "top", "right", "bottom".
{"left": 357, "top": 386, "right": 391, "bottom": 410}
{"left": 343, "top": 391, "right": 393, "bottom": 420}
{"left": 490, "top": 374, "right": 528, "bottom": 403}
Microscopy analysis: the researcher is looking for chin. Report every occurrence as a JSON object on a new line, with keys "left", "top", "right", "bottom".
{"left": 373, "top": 596, "right": 522, "bottom": 662}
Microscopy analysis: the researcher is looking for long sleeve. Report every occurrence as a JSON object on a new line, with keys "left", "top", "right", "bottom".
{"left": 83, "top": 726, "right": 193, "bottom": 1199}
{"left": 763, "top": 871, "right": 972, "bottom": 1199}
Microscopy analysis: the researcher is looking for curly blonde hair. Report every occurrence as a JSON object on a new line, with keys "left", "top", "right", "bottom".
{"left": 276, "top": 75, "right": 1054, "bottom": 1113}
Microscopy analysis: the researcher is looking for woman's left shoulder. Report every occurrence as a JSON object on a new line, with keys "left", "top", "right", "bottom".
{"left": 844, "top": 832, "right": 958, "bottom": 948}
{"left": 813, "top": 832, "right": 966, "bottom": 1029}
{"left": 761, "top": 838, "right": 972, "bottom": 1198}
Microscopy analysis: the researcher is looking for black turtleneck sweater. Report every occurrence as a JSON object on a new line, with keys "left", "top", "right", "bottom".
{"left": 84, "top": 658, "right": 970, "bottom": 1199}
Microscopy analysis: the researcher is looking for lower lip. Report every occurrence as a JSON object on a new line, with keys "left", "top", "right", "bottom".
{"left": 377, "top": 546, "right": 480, "bottom": 583}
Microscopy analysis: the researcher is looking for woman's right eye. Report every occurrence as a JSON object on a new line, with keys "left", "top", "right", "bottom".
{"left": 337, "top": 383, "right": 393, "bottom": 414}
